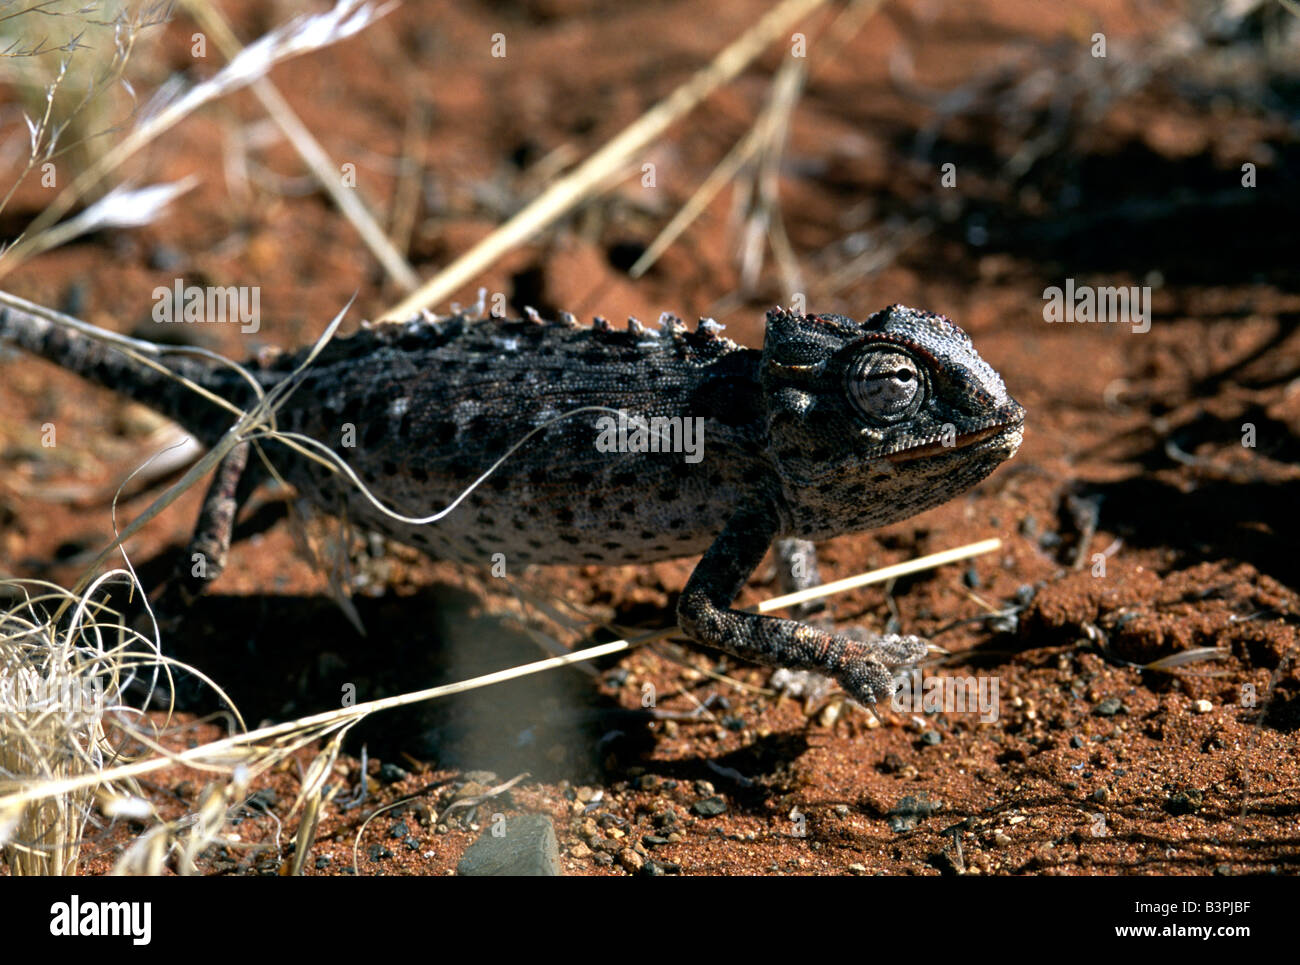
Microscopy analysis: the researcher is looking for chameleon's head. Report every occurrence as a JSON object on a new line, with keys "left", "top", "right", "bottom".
{"left": 760, "top": 305, "right": 1025, "bottom": 535}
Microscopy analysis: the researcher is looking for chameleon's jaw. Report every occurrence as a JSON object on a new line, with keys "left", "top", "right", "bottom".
{"left": 883, "top": 398, "right": 1026, "bottom": 465}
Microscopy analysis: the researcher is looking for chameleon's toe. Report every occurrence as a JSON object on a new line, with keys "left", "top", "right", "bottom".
{"left": 830, "top": 631, "right": 929, "bottom": 708}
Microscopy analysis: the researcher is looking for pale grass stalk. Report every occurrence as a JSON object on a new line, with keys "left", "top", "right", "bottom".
{"left": 632, "top": 0, "right": 884, "bottom": 281}
{"left": 181, "top": 0, "right": 419, "bottom": 291}
{"left": 383, "top": 0, "right": 833, "bottom": 320}
{"left": 0, "top": 536, "right": 1000, "bottom": 819}
{"left": 0, "top": 0, "right": 396, "bottom": 279}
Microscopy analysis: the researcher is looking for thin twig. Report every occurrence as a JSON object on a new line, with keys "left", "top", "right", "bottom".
{"left": 181, "top": 0, "right": 419, "bottom": 290}
{"left": 0, "top": 536, "right": 1000, "bottom": 811}
{"left": 383, "top": 0, "right": 832, "bottom": 319}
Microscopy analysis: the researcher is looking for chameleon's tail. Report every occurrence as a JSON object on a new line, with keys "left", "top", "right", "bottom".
{"left": 0, "top": 292, "right": 251, "bottom": 444}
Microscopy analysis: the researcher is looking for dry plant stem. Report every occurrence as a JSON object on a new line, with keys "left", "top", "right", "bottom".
{"left": 0, "top": 537, "right": 1000, "bottom": 813}
{"left": 383, "top": 0, "right": 832, "bottom": 320}
{"left": 630, "top": 0, "right": 883, "bottom": 279}
{"left": 389, "top": 100, "right": 432, "bottom": 258}
{"left": 747, "top": 58, "right": 805, "bottom": 293}
{"left": 0, "top": 0, "right": 394, "bottom": 279}
{"left": 181, "top": 0, "right": 419, "bottom": 291}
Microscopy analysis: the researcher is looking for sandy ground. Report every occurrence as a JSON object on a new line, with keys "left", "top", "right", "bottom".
{"left": 1, "top": 0, "right": 1297, "bottom": 876}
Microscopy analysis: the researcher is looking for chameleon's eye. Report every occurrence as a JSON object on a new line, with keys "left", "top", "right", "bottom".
{"left": 846, "top": 349, "right": 925, "bottom": 424}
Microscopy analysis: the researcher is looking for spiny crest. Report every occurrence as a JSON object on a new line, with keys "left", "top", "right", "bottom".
{"left": 314, "top": 304, "right": 741, "bottom": 372}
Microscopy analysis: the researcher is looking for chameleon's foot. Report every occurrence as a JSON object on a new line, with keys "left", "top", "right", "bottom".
{"left": 825, "top": 630, "right": 929, "bottom": 710}
{"left": 769, "top": 632, "right": 935, "bottom": 707}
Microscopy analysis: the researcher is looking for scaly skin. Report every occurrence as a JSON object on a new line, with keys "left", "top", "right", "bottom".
{"left": 0, "top": 296, "right": 1025, "bottom": 709}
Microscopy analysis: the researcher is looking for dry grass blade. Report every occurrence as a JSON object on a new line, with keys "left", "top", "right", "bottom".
{"left": 632, "top": 0, "right": 885, "bottom": 281}
{"left": 180, "top": 0, "right": 419, "bottom": 291}
{"left": 630, "top": 56, "right": 806, "bottom": 281}
{"left": 0, "top": 0, "right": 396, "bottom": 278}
{"left": 0, "top": 574, "right": 130, "bottom": 874}
{"left": 1140, "top": 647, "right": 1230, "bottom": 671}
{"left": 285, "top": 730, "right": 349, "bottom": 875}
{"left": 0, "top": 538, "right": 1002, "bottom": 827}
{"left": 384, "top": 0, "right": 832, "bottom": 320}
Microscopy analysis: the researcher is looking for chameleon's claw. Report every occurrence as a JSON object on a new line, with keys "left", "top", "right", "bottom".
{"left": 861, "top": 698, "right": 885, "bottom": 726}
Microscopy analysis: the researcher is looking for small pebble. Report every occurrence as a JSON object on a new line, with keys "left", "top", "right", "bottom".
{"left": 691, "top": 796, "right": 727, "bottom": 818}
{"left": 1165, "top": 789, "right": 1203, "bottom": 816}
{"left": 617, "top": 848, "right": 644, "bottom": 874}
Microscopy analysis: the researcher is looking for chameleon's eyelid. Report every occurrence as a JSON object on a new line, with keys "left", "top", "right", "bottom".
{"left": 766, "top": 359, "right": 827, "bottom": 376}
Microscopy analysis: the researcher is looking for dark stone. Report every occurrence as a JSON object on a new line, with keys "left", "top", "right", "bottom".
{"left": 691, "top": 796, "right": 727, "bottom": 817}
{"left": 456, "top": 814, "right": 561, "bottom": 876}
{"left": 1165, "top": 789, "right": 1203, "bottom": 816}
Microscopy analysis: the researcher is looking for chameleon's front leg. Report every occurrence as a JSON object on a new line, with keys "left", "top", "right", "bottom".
{"left": 677, "top": 503, "right": 927, "bottom": 710}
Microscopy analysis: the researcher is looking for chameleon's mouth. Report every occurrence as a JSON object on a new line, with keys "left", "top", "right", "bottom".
{"left": 884, "top": 403, "right": 1026, "bottom": 464}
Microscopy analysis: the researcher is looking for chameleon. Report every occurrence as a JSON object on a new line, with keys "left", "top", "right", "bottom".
{"left": 0, "top": 293, "right": 1024, "bottom": 710}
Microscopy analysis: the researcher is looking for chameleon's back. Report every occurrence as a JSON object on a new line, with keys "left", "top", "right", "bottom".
{"left": 260, "top": 313, "right": 773, "bottom": 566}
